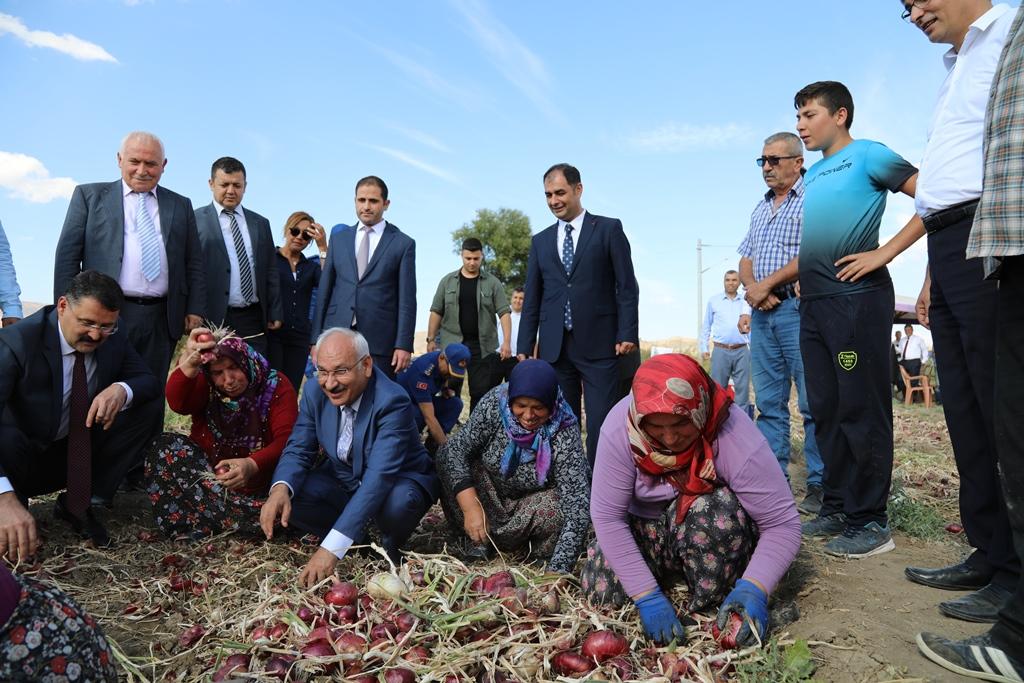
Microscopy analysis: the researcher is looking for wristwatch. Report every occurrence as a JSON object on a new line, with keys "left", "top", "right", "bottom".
{"left": 318, "top": 250, "right": 327, "bottom": 259}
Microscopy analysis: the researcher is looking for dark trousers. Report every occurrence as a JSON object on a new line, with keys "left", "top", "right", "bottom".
{"left": 552, "top": 330, "right": 619, "bottom": 466}
{"left": 495, "top": 356, "right": 519, "bottom": 383}
{"left": 0, "top": 397, "right": 163, "bottom": 503}
{"left": 991, "top": 255, "right": 1024, "bottom": 653}
{"left": 287, "top": 461, "right": 433, "bottom": 561}
{"left": 800, "top": 287, "right": 894, "bottom": 527}
{"left": 120, "top": 300, "right": 173, "bottom": 469}
{"left": 225, "top": 303, "right": 267, "bottom": 356}
{"left": 267, "top": 333, "right": 309, "bottom": 393}
{"left": 928, "top": 222, "right": 1019, "bottom": 587}
{"left": 464, "top": 342, "right": 500, "bottom": 411}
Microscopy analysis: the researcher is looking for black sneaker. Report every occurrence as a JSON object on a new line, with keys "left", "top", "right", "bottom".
{"left": 824, "top": 521, "right": 895, "bottom": 558}
{"left": 798, "top": 485, "right": 823, "bottom": 515}
{"left": 917, "top": 631, "right": 1024, "bottom": 682}
{"left": 801, "top": 512, "right": 846, "bottom": 538}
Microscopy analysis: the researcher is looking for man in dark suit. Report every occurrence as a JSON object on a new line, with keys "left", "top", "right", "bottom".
{"left": 517, "top": 163, "right": 640, "bottom": 464}
{"left": 53, "top": 131, "right": 207, "bottom": 381}
{"left": 194, "top": 157, "right": 282, "bottom": 356}
{"left": 0, "top": 271, "right": 161, "bottom": 556}
{"left": 260, "top": 327, "right": 439, "bottom": 587}
{"left": 312, "top": 176, "right": 416, "bottom": 378}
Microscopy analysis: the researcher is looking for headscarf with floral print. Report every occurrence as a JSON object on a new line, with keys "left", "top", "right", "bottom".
{"left": 201, "top": 337, "right": 279, "bottom": 450}
{"left": 627, "top": 354, "right": 733, "bottom": 523}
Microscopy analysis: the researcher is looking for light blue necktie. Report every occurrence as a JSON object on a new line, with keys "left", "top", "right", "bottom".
{"left": 562, "top": 224, "right": 574, "bottom": 330}
{"left": 337, "top": 406, "right": 355, "bottom": 463}
{"left": 136, "top": 192, "right": 162, "bottom": 282}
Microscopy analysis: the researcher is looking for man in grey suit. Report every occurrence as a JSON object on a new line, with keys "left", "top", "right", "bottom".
{"left": 312, "top": 176, "right": 416, "bottom": 378}
{"left": 53, "top": 131, "right": 206, "bottom": 383}
{"left": 194, "top": 157, "right": 282, "bottom": 356}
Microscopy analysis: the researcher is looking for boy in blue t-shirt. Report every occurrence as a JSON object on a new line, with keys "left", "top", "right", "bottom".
{"left": 794, "top": 81, "right": 926, "bottom": 559}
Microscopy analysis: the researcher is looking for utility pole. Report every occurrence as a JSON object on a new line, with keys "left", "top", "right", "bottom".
{"left": 697, "top": 239, "right": 738, "bottom": 339}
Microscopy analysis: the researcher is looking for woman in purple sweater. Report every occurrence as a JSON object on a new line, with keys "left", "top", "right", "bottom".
{"left": 582, "top": 354, "right": 800, "bottom": 647}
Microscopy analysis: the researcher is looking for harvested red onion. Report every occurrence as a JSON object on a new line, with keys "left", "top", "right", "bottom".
{"left": 551, "top": 650, "right": 595, "bottom": 676}
{"left": 324, "top": 581, "right": 359, "bottom": 606}
{"left": 581, "top": 630, "right": 629, "bottom": 662}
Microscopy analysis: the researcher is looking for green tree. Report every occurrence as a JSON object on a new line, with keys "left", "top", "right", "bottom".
{"left": 451, "top": 208, "right": 533, "bottom": 292}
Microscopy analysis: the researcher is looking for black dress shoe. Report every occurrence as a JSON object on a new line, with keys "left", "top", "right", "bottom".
{"left": 904, "top": 560, "right": 992, "bottom": 591}
{"left": 54, "top": 493, "right": 111, "bottom": 548}
{"left": 938, "top": 583, "right": 1013, "bottom": 623}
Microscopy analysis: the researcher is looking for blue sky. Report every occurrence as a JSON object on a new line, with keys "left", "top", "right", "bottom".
{"left": 1, "top": 1, "right": 1018, "bottom": 341}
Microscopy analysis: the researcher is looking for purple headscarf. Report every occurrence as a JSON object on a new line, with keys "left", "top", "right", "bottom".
{"left": 201, "top": 337, "right": 279, "bottom": 450}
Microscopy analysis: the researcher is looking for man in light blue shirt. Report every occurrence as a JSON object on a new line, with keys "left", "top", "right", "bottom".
{"left": 0, "top": 221, "right": 23, "bottom": 327}
{"left": 699, "top": 270, "right": 751, "bottom": 412}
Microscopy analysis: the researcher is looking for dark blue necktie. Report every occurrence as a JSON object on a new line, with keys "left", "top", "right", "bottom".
{"left": 562, "top": 225, "right": 574, "bottom": 330}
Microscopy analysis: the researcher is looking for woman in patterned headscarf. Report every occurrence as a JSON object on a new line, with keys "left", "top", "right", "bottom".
{"left": 581, "top": 354, "right": 800, "bottom": 648}
{"left": 435, "top": 360, "right": 590, "bottom": 574}
{"left": 144, "top": 328, "right": 298, "bottom": 538}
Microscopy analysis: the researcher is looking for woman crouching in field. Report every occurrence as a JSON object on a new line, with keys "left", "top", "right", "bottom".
{"left": 144, "top": 329, "right": 297, "bottom": 539}
{"left": 582, "top": 354, "right": 800, "bottom": 647}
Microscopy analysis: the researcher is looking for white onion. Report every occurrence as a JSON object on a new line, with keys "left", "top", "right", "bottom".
{"left": 367, "top": 572, "right": 408, "bottom": 601}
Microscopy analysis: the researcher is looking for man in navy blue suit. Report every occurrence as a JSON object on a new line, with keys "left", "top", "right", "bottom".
{"left": 260, "top": 327, "right": 439, "bottom": 587}
{"left": 517, "top": 164, "right": 639, "bottom": 464}
{"left": 312, "top": 177, "right": 416, "bottom": 378}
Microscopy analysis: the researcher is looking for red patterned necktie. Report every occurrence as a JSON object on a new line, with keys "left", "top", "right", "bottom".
{"left": 66, "top": 351, "right": 92, "bottom": 517}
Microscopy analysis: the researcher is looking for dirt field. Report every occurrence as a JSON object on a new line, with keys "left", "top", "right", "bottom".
{"left": 15, "top": 399, "right": 977, "bottom": 682}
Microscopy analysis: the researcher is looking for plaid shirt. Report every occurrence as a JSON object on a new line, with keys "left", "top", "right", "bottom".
{"left": 968, "top": 5, "right": 1024, "bottom": 271}
{"left": 737, "top": 176, "right": 803, "bottom": 294}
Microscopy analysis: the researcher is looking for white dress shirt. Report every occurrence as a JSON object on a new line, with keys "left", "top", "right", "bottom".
{"left": 354, "top": 219, "right": 386, "bottom": 262}
{"left": 119, "top": 181, "right": 169, "bottom": 297}
{"left": 901, "top": 335, "right": 930, "bottom": 364}
{"left": 916, "top": 4, "right": 1015, "bottom": 216}
{"left": 556, "top": 210, "right": 587, "bottom": 258}
{"left": 496, "top": 311, "right": 521, "bottom": 355}
{"left": 271, "top": 395, "right": 363, "bottom": 560}
{"left": 0, "top": 317, "right": 133, "bottom": 495}
{"left": 215, "top": 202, "right": 257, "bottom": 307}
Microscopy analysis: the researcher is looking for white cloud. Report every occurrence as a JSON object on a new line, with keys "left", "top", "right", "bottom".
{"left": 365, "top": 145, "right": 461, "bottom": 185}
{"left": 0, "top": 13, "right": 117, "bottom": 63}
{"left": 389, "top": 125, "right": 452, "bottom": 154}
{"left": 370, "top": 43, "right": 480, "bottom": 110}
{"left": 0, "top": 152, "right": 78, "bottom": 203}
{"left": 627, "top": 122, "right": 754, "bottom": 152}
{"left": 450, "top": 0, "right": 562, "bottom": 123}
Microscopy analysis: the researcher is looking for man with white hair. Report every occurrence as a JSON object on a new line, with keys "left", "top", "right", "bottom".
{"left": 260, "top": 327, "right": 439, "bottom": 587}
{"left": 53, "top": 131, "right": 206, "bottom": 484}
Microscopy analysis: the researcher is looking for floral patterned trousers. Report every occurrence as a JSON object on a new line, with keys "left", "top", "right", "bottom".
{"left": 0, "top": 574, "right": 118, "bottom": 682}
{"left": 580, "top": 486, "right": 756, "bottom": 612}
{"left": 144, "top": 433, "right": 264, "bottom": 539}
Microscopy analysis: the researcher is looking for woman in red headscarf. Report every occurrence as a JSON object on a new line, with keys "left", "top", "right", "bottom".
{"left": 581, "top": 354, "right": 800, "bottom": 648}
{"left": 144, "top": 327, "right": 298, "bottom": 539}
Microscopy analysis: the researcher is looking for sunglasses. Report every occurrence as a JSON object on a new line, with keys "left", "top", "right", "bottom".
{"left": 756, "top": 155, "right": 800, "bottom": 167}
{"left": 289, "top": 228, "right": 312, "bottom": 240}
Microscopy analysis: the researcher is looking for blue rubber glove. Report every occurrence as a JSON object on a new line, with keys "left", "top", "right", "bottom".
{"left": 635, "top": 588, "right": 686, "bottom": 644}
{"left": 716, "top": 578, "right": 769, "bottom": 647}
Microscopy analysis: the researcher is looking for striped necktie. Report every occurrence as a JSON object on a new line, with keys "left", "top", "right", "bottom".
{"left": 136, "top": 192, "right": 162, "bottom": 282}
{"left": 224, "top": 208, "right": 255, "bottom": 304}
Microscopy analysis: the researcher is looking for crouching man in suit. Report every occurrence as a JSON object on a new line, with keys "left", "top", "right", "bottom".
{"left": 0, "top": 271, "right": 162, "bottom": 556}
{"left": 260, "top": 327, "right": 439, "bottom": 587}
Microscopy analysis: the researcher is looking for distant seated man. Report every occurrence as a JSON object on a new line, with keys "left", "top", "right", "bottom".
{"left": 396, "top": 343, "right": 470, "bottom": 449}
{"left": 260, "top": 327, "right": 440, "bottom": 587}
{"left": 0, "top": 271, "right": 162, "bottom": 556}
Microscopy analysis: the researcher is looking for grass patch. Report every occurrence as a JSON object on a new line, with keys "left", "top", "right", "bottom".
{"left": 888, "top": 479, "right": 949, "bottom": 540}
{"left": 734, "top": 639, "right": 817, "bottom": 683}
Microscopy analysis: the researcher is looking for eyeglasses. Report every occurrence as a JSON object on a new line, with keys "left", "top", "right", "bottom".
{"left": 69, "top": 304, "right": 118, "bottom": 335}
{"left": 315, "top": 355, "right": 368, "bottom": 381}
{"left": 289, "top": 227, "right": 312, "bottom": 240}
{"left": 901, "top": 0, "right": 929, "bottom": 22}
{"left": 756, "top": 155, "right": 800, "bottom": 167}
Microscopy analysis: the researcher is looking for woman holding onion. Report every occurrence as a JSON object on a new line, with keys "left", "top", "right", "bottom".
{"left": 581, "top": 354, "right": 800, "bottom": 646}
{"left": 435, "top": 360, "right": 590, "bottom": 574}
{"left": 144, "top": 328, "right": 298, "bottom": 538}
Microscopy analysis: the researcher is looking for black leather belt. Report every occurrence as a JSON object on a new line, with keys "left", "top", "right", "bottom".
{"left": 773, "top": 289, "right": 793, "bottom": 301}
{"left": 123, "top": 296, "right": 166, "bottom": 305}
{"left": 923, "top": 199, "right": 979, "bottom": 235}
{"left": 229, "top": 302, "right": 260, "bottom": 311}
